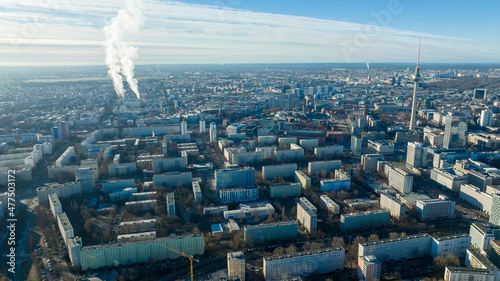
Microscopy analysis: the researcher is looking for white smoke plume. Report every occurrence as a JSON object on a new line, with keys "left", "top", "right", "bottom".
{"left": 104, "top": 0, "right": 144, "bottom": 99}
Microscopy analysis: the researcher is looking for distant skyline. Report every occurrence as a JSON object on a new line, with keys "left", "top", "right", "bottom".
{"left": 1, "top": 0, "right": 499, "bottom": 66}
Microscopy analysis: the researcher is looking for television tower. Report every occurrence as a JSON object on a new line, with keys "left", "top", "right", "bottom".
{"left": 409, "top": 38, "right": 422, "bottom": 131}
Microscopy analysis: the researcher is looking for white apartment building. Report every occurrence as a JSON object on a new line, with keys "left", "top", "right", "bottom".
{"left": 320, "top": 195, "right": 340, "bottom": 215}
{"left": 263, "top": 247, "right": 345, "bottom": 280}
{"left": 431, "top": 233, "right": 471, "bottom": 258}
{"left": 444, "top": 267, "right": 494, "bottom": 281}
{"left": 227, "top": 251, "right": 245, "bottom": 281}
{"left": 387, "top": 166, "right": 413, "bottom": 194}
{"left": 48, "top": 193, "right": 62, "bottom": 218}
{"left": 219, "top": 187, "right": 258, "bottom": 204}
{"left": 359, "top": 233, "right": 432, "bottom": 262}
{"left": 380, "top": 192, "right": 406, "bottom": 221}
{"left": 460, "top": 184, "right": 493, "bottom": 214}
{"left": 416, "top": 195, "right": 455, "bottom": 220}
{"left": 297, "top": 197, "right": 318, "bottom": 233}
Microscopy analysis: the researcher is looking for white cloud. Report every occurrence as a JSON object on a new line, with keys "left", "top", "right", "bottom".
{"left": 0, "top": 0, "right": 498, "bottom": 66}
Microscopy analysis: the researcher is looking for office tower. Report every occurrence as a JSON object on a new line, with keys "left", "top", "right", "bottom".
{"left": 51, "top": 126, "right": 61, "bottom": 140}
{"left": 358, "top": 255, "right": 381, "bottom": 281}
{"left": 474, "top": 89, "right": 487, "bottom": 100}
{"left": 443, "top": 115, "right": 467, "bottom": 149}
{"left": 361, "top": 154, "right": 384, "bottom": 171}
{"left": 166, "top": 192, "right": 175, "bottom": 216}
{"left": 481, "top": 110, "right": 493, "bottom": 127}
{"left": 407, "top": 142, "right": 428, "bottom": 168}
{"left": 490, "top": 240, "right": 500, "bottom": 268}
{"left": 351, "top": 135, "right": 363, "bottom": 155}
{"left": 490, "top": 194, "right": 500, "bottom": 226}
{"left": 209, "top": 122, "right": 217, "bottom": 143}
{"left": 410, "top": 39, "right": 422, "bottom": 131}
{"left": 59, "top": 121, "right": 69, "bottom": 138}
{"left": 199, "top": 119, "right": 206, "bottom": 133}
{"left": 181, "top": 121, "right": 187, "bottom": 135}
{"left": 227, "top": 251, "right": 245, "bottom": 281}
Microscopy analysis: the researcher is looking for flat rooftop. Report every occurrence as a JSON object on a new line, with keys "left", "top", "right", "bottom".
{"left": 341, "top": 209, "right": 388, "bottom": 218}
{"left": 360, "top": 233, "right": 431, "bottom": 247}
{"left": 244, "top": 220, "right": 297, "bottom": 230}
{"left": 446, "top": 266, "right": 492, "bottom": 275}
{"left": 264, "top": 247, "right": 344, "bottom": 262}
{"left": 433, "top": 233, "right": 469, "bottom": 241}
{"left": 81, "top": 233, "right": 202, "bottom": 251}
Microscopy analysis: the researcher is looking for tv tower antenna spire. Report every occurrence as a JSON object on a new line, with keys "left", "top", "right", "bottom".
{"left": 417, "top": 37, "right": 421, "bottom": 68}
{"left": 409, "top": 37, "right": 422, "bottom": 131}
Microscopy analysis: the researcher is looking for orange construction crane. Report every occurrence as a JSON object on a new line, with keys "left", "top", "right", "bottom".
{"left": 162, "top": 245, "right": 198, "bottom": 281}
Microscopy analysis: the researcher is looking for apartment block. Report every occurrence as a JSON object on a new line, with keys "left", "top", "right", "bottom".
{"left": 263, "top": 247, "right": 345, "bottom": 280}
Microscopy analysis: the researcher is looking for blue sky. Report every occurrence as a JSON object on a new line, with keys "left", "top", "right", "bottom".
{"left": 183, "top": 0, "right": 498, "bottom": 43}
{"left": 0, "top": 0, "right": 498, "bottom": 66}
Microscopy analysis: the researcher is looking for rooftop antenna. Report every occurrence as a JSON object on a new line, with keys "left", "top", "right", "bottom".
{"left": 409, "top": 37, "right": 422, "bottom": 131}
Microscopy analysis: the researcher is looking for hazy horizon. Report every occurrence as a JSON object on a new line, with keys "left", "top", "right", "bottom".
{"left": 2, "top": 0, "right": 500, "bottom": 67}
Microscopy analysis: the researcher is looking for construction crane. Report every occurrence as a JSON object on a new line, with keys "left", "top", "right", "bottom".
{"left": 162, "top": 245, "right": 198, "bottom": 281}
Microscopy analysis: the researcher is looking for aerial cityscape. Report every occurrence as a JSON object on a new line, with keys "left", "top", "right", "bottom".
{"left": 1, "top": 1, "right": 500, "bottom": 281}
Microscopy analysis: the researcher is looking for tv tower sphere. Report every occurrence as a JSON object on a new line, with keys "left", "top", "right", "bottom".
{"left": 413, "top": 67, "right": 422, "bottom": 82}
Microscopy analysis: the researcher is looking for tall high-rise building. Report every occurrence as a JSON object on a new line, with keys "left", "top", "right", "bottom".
{"left": 443, "top": 115, "right": 467, "bottom": 149}
{"left": 166, "top": 192, "right": 175, "bottom": 216}
{"left": 489, "top": 194, "right": 500, "bottom": 227}
{"left": 297, "top": 197, "right": 318, "bottom": 233}
{"left": 474, "top": 89, "right": 487, "bottom": 100}
{"left": 59, "top": 121, "right": 69, "bottom": 138}
{"left": 489, "top": 240, "right": 500, "bottom": 268}
{"left": 351, "top": 135, "right": 363, "bottom": 155}
{"left": 209, "top": 122, "right": 217, "bottom": 143}
{"left": 181, "top": 121, "right": 188, "bottom": 135}
{"left": 480, "top": 110, "right": 493, "bottom": 127}
{"left": 407, "top": 142, "right": 428, "bottom": 168}
{"left": 199, "top": 119, "right": 206, "bottom": 133}
{"left": 51, "top": 126, "right": 61, "bottom": 140}
{"left": 358, "top": 255, "right": 381, "bottom": 281}
{"left": 227, "top": 251, "right": 245, "bottom": 281}
{"left": 76, "top": 168, "right": 96, "bottom": 193}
